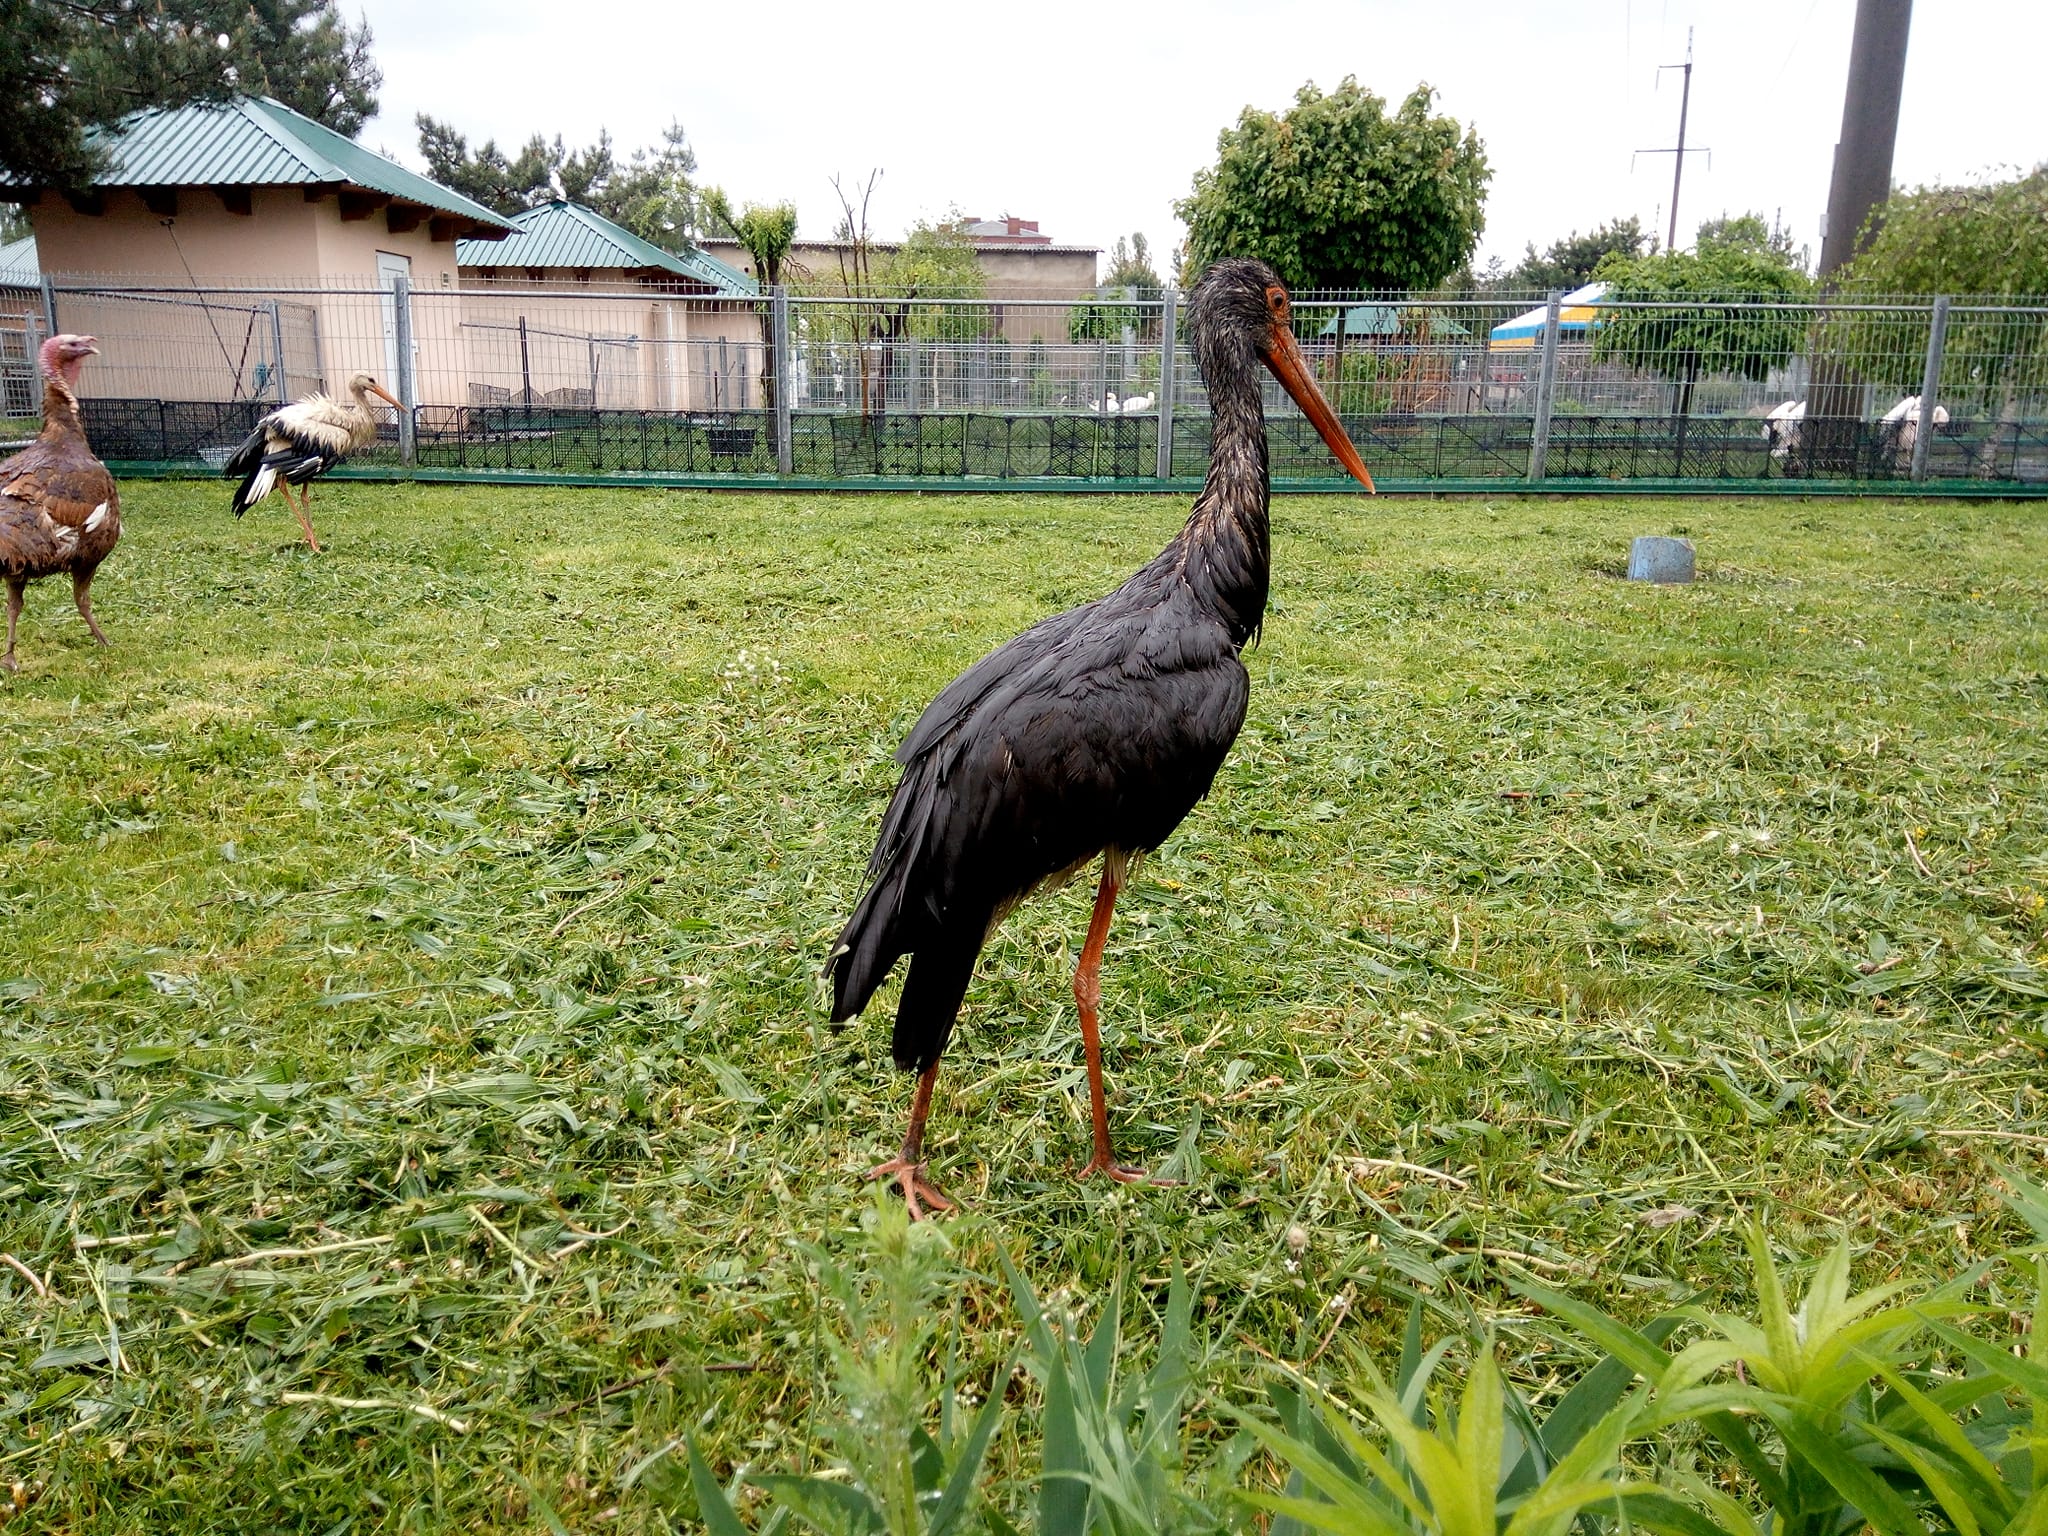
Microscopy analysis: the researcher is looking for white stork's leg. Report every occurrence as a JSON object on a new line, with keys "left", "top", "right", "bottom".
{"left": 283, "top": 482, "right": 322, "bottom": 553}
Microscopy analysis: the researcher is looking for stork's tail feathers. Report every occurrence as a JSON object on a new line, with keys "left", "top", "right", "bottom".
{"left": 826, "top": 851, "right": 979, "bottom": 1076}
{"left": 826, "top": 863, "right": 913, "bottom": 1028}
{"left": 223, "top": 424, "right": 269, "bottom": 517}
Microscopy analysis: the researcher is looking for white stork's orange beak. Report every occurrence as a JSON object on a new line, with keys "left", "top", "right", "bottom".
{"left": 1259, "top": 306, "right": 1376, "bottom": 494}
{"left": 367, "top": 382, "right": 404, "bottom": 411}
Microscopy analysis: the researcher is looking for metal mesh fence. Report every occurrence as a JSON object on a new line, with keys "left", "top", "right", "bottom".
{"left": 21, "top": 271, "right": 2048, "bottom": 488}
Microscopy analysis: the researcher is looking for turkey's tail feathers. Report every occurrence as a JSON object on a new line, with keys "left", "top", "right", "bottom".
{"left": 224, "top": 425, "right": 270, "bottom": 517}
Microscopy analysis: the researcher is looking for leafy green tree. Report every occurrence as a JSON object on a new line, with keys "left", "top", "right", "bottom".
{"left": 1695, "top": 210, "right": 1807, "bottom": 271}
{"left": 1828, "top": 167, "right": 2048, "bottom": 416}
{"left": 415, "top": 117, "right": 554, "bottom": 216}
{"left": 1592, "top": 241, "right": 1813, "bottom": 469}
{"left": 1176, "top": 78, "right": 1489, "bottom": 292}
{"left": 1507, "top": 216, "right": 1648, "bottom": 291}
{"left": 0, "top": 0, "right": 381, "bottom": 188}
{"left": 877, "top": 218, "right": 986, "bottom": 342}
{"left": 237, "top": 0, "right": 380, "bottom": 137}
{"left": 1103, "top": 231, "right": 1162, "bottom": 296}
{"left": 414, "top": 117, "right": 700, "bottom": 250}
{"left": 702, "top": 188, "right": 798, "bottom": 447}
{"left": 702, "top": 188, "right": 796, "bottom": 287}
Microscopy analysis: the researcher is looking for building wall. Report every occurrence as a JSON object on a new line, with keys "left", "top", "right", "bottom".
{"left": 700, "top": 237, "right": 1101, "bottom": 342}
{"left": 454, "top": 272, "right": 763, "bottom": 410}
{"left": 30, "top": 186, "right": 472, "bottom": 404}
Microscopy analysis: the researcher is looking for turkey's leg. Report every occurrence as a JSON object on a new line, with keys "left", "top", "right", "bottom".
{"left": 866, "top": 1062, "right": 954, "bottom": 1219}
{"left": 72, "top": 569, "right": 108, "bottom": 646}
{"left": 2, "top": 577, "right": 23, "bottom": 672}
{"left": 1074, "top": 859, "right": 1161, "bottom": 1184}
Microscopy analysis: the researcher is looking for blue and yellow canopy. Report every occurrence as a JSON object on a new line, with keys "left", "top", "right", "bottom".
{"left": 1490, "top": 282, "right": 1609, "bottom": 348}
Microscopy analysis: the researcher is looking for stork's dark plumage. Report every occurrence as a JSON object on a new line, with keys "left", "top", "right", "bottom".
{"left": 223, "top": 372, "right": 402, "bottom": 551}
{"left": 826, "top": 259, "right": 1374, "bottom": 1216}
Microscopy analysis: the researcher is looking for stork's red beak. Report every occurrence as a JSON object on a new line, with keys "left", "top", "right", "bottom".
{"left": 1260, "top": 320, "right": 1376, "bottom": 494}
{"left": 367, "top": 382, "right": 403, "bottom": 410}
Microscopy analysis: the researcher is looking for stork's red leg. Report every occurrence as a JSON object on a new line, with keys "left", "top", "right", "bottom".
{"left": 866, "top": 1062, "right": 954, "bottom": 1219}
{"left": 1074, "top": 860, "right": 1165, "bottom": 1184}
{"left": 283, "top": 482, "right": 321, "bottom": 552}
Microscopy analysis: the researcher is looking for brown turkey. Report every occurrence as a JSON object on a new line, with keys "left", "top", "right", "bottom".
{"left": 1, "top": 335, "right": 120, "bottom": 673}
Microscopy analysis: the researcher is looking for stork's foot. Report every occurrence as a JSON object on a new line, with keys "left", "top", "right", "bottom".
{"left": 0, "top": 654, "right": 16, "bottom": 675}
{"left": 1077, "top": 1153, "right": 1177, "bottom": 1186}
{"left": 865, "top": 1156, "right": 955, "bottom": 1220}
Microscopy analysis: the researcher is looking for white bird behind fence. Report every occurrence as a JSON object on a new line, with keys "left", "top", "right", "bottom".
{"left": 1882, "top": 394, "right": 1951, "bottom": 461}
{"left": 1763, "top": 398, "right": 1806, "bottom": 461}
{"left": 1119, "top": 394, "right": 1155, "bottom": 415}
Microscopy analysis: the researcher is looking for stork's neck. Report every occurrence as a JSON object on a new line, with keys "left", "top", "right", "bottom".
{"left": 1169, "top": 346, "right": 1270, "bottom": 647}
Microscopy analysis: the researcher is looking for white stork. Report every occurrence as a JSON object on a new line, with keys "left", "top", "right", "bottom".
{"left": 1119, "top": 393, "right": 1156, "bottom": 415}
{"left": 1881, "top": 393, "right": 1951, "bottom": 463}
{"left": 223, "top": 372, "right": 402, "bottom": 552}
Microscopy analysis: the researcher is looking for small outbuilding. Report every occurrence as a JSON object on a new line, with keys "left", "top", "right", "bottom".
{"left": 1, "top": 95, "right": 514, "bottom": 406}
{"left": 455, "top": 201, "right": 762, "bottom": 411}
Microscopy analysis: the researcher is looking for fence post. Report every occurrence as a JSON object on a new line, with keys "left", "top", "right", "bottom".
{"left": 1526, "top": 289, "right": 1562, "bottom": 481}
{"left": 770, "top": 286, "right": 793, "bottom": 477}
{"left": 1155, "top": 287, "right": 1178, "bottom": 480}
{"left": 1910, "top": 293, "right": 1949, "bottom": 483}
{"left": 390, "top": 273, "right": 416, "bottom": 466}
{"left": 267, "top": 299, "right": 287, "bottom": 403}
{"left": 38, "top": 277, "right": 57, "bottom": 340}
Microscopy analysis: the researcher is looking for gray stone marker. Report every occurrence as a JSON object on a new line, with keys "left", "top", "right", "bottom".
{"left": 1627, "top": 536, "right": 1696, "bottom": 584}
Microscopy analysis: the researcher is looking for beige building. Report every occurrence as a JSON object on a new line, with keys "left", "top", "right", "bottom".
{"left": 2, "top": 95, "right": 513, "bottom": 407}
{"left": 701, "top": 222, "right": 1101, "bottom": 344}
{"left": 457, "top": 201, "right": 761, "bottom": 412}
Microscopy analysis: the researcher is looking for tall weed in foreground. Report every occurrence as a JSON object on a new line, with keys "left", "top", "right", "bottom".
{"left": 688, "top": 1193, "right": 1007, "bottom": 1536}
{"left": 684, "top": 1197, "right": 2048, "bottom": 1536}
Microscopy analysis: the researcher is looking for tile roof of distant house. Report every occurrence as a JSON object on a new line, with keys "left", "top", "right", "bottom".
{"left": 0, "top": 96, "right": 514, "bottom": 237}
{"left": 958, "top": 216, "right": 1052, "bottom": 245}
{"left": 456, "top": 201, "right": 757, "bottom": 292}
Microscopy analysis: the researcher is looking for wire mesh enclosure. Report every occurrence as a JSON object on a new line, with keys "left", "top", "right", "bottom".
{"left": 23, "top": 271, "right": 2048, "bottom": 490}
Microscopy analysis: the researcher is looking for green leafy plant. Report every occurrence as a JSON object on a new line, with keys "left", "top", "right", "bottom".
{"left": 1237, "top": 1300, "right": 1682, "bottom": 1536}
{"left": 688, "top": 1193, "right": 1008, "bottom": 1536}
{"left": 1523, "top": 1225, "right": 1986, "bottom": 1536}
{"left": 994, "top": 1251, "right": 1233, "bottom": 1536}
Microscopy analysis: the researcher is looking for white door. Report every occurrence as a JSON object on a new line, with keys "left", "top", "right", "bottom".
{"left": 375, "top": 251, "right": 412, "bottom": 401}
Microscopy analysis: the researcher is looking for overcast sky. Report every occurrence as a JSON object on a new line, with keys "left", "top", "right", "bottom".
{"left": 356, "top": 0, "right": 2045, "bottom": 279}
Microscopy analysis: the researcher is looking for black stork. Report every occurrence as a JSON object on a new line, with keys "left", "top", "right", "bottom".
{"left": 826, "top": 259, "right": 1375, "bottom": 1217}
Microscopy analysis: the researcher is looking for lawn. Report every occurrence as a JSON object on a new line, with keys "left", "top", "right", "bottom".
{"left": 1, "top": 482, "right": 2045, "bottom": 1530}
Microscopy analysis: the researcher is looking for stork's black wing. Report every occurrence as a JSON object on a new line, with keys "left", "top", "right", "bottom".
{"left": 829, "top": 581, "right": 1251, "bottom": 1073}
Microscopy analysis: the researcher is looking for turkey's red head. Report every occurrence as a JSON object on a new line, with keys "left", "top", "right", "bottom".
{"left": 39, "top": 334, "right": 99, "bottom": 386}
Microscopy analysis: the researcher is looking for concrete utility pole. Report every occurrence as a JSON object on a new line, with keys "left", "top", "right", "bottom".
{"left": 1636, "top": 29, "right": 1709, "bottom": 252}
{"left": 1817, "top": 0, "right": 1913, "bottom": 279}
{"left": 1806, "top": 0, "right": 1913, "bottom": 472}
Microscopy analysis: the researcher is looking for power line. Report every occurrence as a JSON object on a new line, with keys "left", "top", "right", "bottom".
{"left": 1633, "top": 28, "right": 1712, "bottom": 251}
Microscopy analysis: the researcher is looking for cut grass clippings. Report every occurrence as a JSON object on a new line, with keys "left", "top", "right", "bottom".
{"left": 1, "top": 482, "right": 2045, "bottom": 1529}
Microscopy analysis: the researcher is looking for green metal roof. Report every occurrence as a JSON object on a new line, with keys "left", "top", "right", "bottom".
{"left": 0, "top": 233, "right": 37, "bottom": 283}
{"left": 1320, "top": 304, "right": 1470, "bottom": 338}
{"left": 456, "top": 201, "right": 757, "bottom": 292}
{"left": 1, "top": 96, "right": 513, "bottom": 235}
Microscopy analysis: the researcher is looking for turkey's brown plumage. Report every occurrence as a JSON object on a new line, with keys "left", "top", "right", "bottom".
{"left": 1, "top": 335, "right": 120, "bottom": 673}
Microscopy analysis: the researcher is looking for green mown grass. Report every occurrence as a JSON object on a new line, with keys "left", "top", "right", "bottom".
{"left": 1, "top": 483, "right": 2045, "bottom": 1530}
